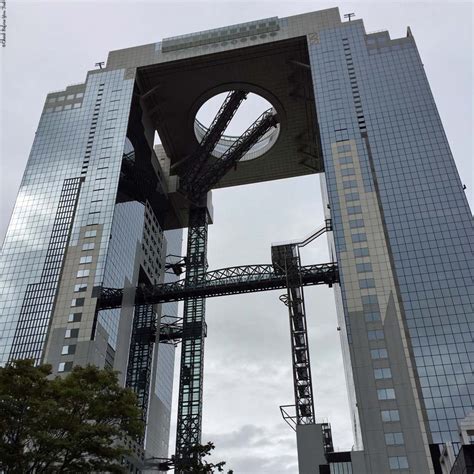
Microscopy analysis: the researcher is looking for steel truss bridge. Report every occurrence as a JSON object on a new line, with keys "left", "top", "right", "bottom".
{"left": 114, "top": 87, "right": 336, "bottom": 469}
{"left": 98, "top": 262, "right": 338, "bottom": 310}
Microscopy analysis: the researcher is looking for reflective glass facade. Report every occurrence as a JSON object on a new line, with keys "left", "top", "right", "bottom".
{"left": 0, "top": 70, "right": 135, "bottom": 365}
{"left": 100, "top": 201, "right": 145, "bottom": 350}
{"left": 309, "top": 16, "right": 473, "bottom": 473}
{"left": 0, "top": 65, "right": 175, "bottom": 463}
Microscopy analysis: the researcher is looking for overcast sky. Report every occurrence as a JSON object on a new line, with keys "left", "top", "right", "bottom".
{"left": 1, "top": 1, "right": 472, "bottom": 473}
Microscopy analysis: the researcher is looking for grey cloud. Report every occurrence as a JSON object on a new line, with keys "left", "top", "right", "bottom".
{"left": 203, "top": 424, "right": 298, "bottom": 473}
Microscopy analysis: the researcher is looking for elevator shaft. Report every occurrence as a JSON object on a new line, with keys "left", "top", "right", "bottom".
{"left": 175, "top": 207, "right": 209, "bottom": 463}
{"left": 274, "top": 245, "right": 315, "bottom": 424}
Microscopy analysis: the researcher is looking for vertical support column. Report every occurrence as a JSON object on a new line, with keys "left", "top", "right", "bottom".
{"left": 126, "top": 304, "right": 157, "bottom": 429}
{"left": 175, "top": 206, "right": 208, "bottom": 462}
{"left": 274, "top": 244, "right": 315, "bottom": 425}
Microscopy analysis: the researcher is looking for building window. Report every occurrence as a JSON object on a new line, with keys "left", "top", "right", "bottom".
{"left": 374, "top": 368, "right": 392, "bottom": 379}
{"left": 356, "top": 262, "right": 372, "bottom": 273}
{"left": 341, "top": 167, "right": 355, "bottom": 177}
{"left": 389, "top": 456, "right": 408, "bottom": 470}
{"left": 371, "top": 348, "right": 388, "bottom": 359}
{"left": 65, "top": 329, "right": 79, "bottom": 339}
{"left": 368, "top": 330, "right": 384, "bottom": 340}
{"left": 337, "top": 144, "right": 351, "bottom": 153}
{"left": 385, "top": 432, "right": 404, "bottom": 445}
{"left": 345, "top": 192, "right": 359, "bottom": 202}
{"left": 349, "top": 218, "right": 364, "bottom": 229}
{"left": 82, "top": 242, "right": 95, "bottom": 251}
{"left": 84, "top": 230, "right": 97, "bottom": 238}
{"left": 74, "top": 283, "right": 87, "bottom": 293}
{"left": 343, "top": 180, "right": 358, "bottom": 189}
{"left": 381, "top": 410, "right": 400, "bottom": 422}
{"left": 68, "top": 313, "right": 82, "bottom": 323}
{"left": 359, "top": 278, "right": 375, "bottom": 289}
{"left": 61, "top": 345, "right": 76, "bottom": 355}
{"left": 58, "top": 361, "right": 73, "bottom": 373}
{"left": 377, "top": 388, "right": 396, "bottom": 400}
{"left": 339, "top": 156, "right": 353, "bottom": 165}
{"left": 76, "top": 269, "right": 90, "bottom": 278}
{"left": 362, "top": 295, "right": 378, "bottom": 306}
{"left": 70, "top": 298, "right": 85, "bottom": 308}
{"left": 365, "top": 311, "right": 381, "bottom": 322}
{"left": 79, "top": 256, "right": 93, "bottom": 264}
{"left": 354, "top": 247, "right": 369, "bottom": 257}
{"left": 347, "top": 205, "right": 362, "bottom": 215}
{"left": 352, "top": 233, "right": 367, "bottom": 243}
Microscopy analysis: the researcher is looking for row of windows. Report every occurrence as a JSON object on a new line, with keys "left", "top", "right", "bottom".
{"left": 339, "top": 134, "right": 402, "bottom": 445}
{"left": 60, "top": 221, "right": 100, "bottom": 371}
{"left": 48, "top": 92, "right": 84, "bottom": 103}
{"left": 45, "top": 103, "right": 81, "bottom": 113}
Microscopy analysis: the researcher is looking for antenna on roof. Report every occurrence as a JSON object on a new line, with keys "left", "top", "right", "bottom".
{"left": 344, "top": 13, "right": 355, "bottom": 21}
{"left": 95, "top": 62, "right": 105, "bottom": 69}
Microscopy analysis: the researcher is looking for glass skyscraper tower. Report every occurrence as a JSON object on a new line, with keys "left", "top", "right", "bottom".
{"left": 0, "top": 7, "right": 472, "bottom": 473}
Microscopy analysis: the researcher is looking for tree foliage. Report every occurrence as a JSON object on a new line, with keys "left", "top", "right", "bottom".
{"left": 0, "top": 359, "right": 144, "bottom": 473}
{"left": 171, "top": 442, "right": 233, "bottom": 473}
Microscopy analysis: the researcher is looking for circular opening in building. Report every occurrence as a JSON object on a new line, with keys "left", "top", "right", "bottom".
{"left": 195, "top": 91, "right": 280, "bottom": 162}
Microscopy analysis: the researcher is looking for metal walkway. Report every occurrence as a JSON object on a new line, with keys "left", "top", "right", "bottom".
{"left": 97, "top": 262, "right": 338, "bottom": 310}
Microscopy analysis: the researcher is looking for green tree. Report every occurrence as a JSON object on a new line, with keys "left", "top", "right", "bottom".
{"left": 171, "top": 442, "right": 233, "bottom": 473}
{"left": 0, "top": 359, "right": 144, "bottom": 473}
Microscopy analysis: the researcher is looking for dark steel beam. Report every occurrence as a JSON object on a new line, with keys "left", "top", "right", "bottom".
{"left": 186, "top": 108, "right": 279, "bottom": 202}
{"left": 175, "top": 207, "right": 209, "bottom": 464}
{"left": 179, "top": 90, "right": 248, "bottom": 185}
{"left": 275, "top": 244, "right": 315, "bottom": 425}
{"left": 97, "top": 262, "right": 338, "bottom": 310}
{"left": 126, "top": 304, "right": 157, "bottom": 429}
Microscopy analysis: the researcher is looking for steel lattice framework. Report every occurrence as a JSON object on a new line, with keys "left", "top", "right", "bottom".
{"left": 175, "top": 207, "right": 209, "bottom": 460}
{"left": 126, "top": 304, "right": 157, "bottom": 427}
{"left": 174, "top": 96, "right": 279, "bottom": 464}
{"left": 274, "top": 245, "right": 316, "bottom": 425}
{"left": 97, "top": 262, "right": 338, "bottom": 310}
{"left": 186, "top": 108, "right": 279, "bottom": 203}
{"left": 178, "top": 90, "right": 249, "bottom": 186}
{"left": 97, "top": 91, "right": 334, "bottom": 463}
